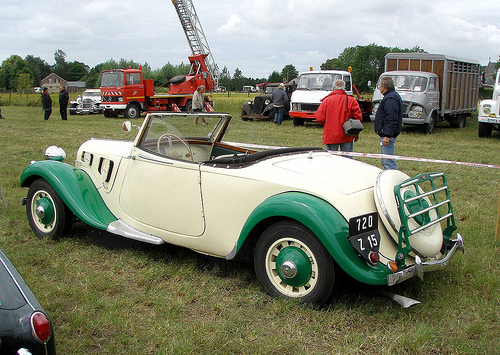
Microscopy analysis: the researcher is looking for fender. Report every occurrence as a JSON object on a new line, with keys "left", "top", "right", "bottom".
{"left": 20, "top": 160, "right": 117, "bottom": 230}
{"left": 236, "top": 192, "right": 390, "bottom": 285}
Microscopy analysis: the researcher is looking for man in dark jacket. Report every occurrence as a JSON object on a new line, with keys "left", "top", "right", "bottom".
{"left": 41, "top": 87, "right": 52, "bottom": 120}
{"left": 271, "top": 83, "right": 288, "bottom": 125}
{"left": 374, "top": 77, "right": 403, "bottom": 169}
{"left": 59, "top": 85, "right": 69, "bottom": 120}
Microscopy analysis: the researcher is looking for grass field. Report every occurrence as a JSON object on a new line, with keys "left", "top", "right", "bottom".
{"left": 0, "top": 99, "right": 499, "bottom": 354}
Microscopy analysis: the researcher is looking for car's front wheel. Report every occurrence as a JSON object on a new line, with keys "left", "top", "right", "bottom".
{"left": 26, "top": 179, "right": 73, "bottom": 238}
{"left": 254, "top": 221, "right": 336, "bottom": 304}
{"left": 124, "top": 103, "right": 140, "bottom": 119}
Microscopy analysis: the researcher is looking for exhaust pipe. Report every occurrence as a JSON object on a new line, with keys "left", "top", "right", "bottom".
{"left": 376, "top": 291, "right": 421, "bottom": 308}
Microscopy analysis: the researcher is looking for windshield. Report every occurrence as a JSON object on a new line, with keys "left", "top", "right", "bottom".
{"left": 101, "top": 71, "right": 124, "bottom": 87}
{"left": 137, "top": 113, "right": 229, "bottom": 161}
{"left": 83, "top": 92, "right": 101, "bottom": 98}
{"left": 297, "top": 73, "right": 342, "bottom": 91}
{"left": 384, "top": 75, "right": 428, "bottom": 92}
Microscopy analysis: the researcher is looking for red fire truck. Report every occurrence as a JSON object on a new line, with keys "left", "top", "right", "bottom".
{"left": 100, "top": 54, "right": 215, "bottom": 118}
{"left": 100, "top": 0, "right": 220, "bottom": 118}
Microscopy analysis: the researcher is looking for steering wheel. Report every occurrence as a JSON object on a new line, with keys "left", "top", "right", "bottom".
{"left": 157, "top": 133, "right": 194, "bottom": 161}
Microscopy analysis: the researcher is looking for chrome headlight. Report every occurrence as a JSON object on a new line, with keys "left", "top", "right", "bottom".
{"left": 44, "top": 146, "right": 66, "bottom": 161}
{"left": 482, "top": 105, "right": 491, "bottom": 115}
{"left": 408, "top": 105, "right": 423, "bottom": 118}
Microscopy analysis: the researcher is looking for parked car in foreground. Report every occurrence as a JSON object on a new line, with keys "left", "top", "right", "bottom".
{"left": 0, "top": 248, "right": 56, "bottom": 354}
{"left": 20, "top": 112, "right": 464, "bottom": 305}
{"left": 69, "top": 89, "right": 103, "bottom": 115}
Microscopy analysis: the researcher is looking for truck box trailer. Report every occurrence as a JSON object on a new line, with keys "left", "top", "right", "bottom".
{"left": 371, "top": 53, "right": 481, "bottom": 133}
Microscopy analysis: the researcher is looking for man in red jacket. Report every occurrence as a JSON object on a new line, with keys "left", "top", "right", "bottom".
{"left": 316, "top": 79, "right": 362, "bottom": 155}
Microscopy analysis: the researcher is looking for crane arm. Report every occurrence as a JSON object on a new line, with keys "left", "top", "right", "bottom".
{"left": 171, "top": 0, "right": 221, "bottom": 88}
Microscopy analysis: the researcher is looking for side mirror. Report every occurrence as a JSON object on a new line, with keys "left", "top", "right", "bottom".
{"left": 122, "top": 121, "right": 132, "bottom": 132}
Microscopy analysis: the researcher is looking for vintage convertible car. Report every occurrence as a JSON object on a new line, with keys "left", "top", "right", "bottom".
{"left": 20, "top": 112, "right": 464, "bottom": 304}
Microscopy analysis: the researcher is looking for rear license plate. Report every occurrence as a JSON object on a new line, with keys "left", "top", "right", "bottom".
{"left": 347, "top": 212, "right": 380, "bottom": 260}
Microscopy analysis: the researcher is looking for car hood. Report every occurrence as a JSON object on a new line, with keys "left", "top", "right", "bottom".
{"left": 291, "top": 90, "right": 330, "bottom": 104}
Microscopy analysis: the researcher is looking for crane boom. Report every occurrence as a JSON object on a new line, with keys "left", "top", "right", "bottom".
{"left": 171, "top": 0, "right": 220, "bottom": 88}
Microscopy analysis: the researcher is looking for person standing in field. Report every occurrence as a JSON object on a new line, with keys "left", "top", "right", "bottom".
{"left": 374, "top": 76, "right": 403, "bottom": 169}
{"left": 59, "top": 85, "right": 69, "bottom": 120}
{"left": 41, "top": 87, "right": 52, "bottom": 121}
{"left": 316, "top": 79, "right": 362, "bottom": 155}
{"left": 192, "top": 85, "right": 207, "bottom": 125}
{"left": 271, "top": 83, "right": 288, "bottom": 125}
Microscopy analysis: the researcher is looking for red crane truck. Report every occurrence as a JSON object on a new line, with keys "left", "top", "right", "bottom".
{"left": 100, "top": 54, "right": 214, "bottom": 118}
{"left": 100, "top": 0, "right": 220, "bottom": 118}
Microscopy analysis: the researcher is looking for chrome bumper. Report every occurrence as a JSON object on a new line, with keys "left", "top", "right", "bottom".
{"left": 387, "top": 233, "right": 464, "bottom": 286}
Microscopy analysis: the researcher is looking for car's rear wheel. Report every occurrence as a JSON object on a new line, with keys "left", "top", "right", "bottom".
{"left": 254, "top": 221, "right": 336, "bottom": 304}
{"left": 26, "top": 179, "right": 72, "bottom": 239}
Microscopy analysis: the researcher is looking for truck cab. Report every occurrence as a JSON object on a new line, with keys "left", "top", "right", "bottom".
{"left": 371, "top": 71, "right": 440, "bottom": 133}
{"left": 478, "top": 68, "right": 500, "bottom": 137}
{"left": 100, "top": 69, "right": 154, "bottom": 119}
{"left": 289, "top": 70, "right": 353, "bottom": 126}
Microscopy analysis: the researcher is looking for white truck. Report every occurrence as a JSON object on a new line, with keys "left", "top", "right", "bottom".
{"left": 289, "top": 70, "right": 353, "bottom": 126}
{"left": 371, "top": 53, "right": 481, "bottom": 133}
{"left": 478, "top": 68, "right": 500, "bottom": 137}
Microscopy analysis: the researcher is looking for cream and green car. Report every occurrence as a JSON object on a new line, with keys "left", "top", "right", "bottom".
{"left": 20, "top": 112, "right": 464, "bottom": 304}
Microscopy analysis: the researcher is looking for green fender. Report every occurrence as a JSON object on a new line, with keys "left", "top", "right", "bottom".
{"left": 237, "top": 192, "right": 390, "bottom": 285}
{"left": 20, "top": 160, "right": 117, "bottom": 230}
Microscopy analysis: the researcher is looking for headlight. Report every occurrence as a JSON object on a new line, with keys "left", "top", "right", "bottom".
{"left": 408, "top": 105, "right": 423, "bottom": 118}
{"left": 482, "top": 105, "right": 491, "bottom": 115}
{"left": 118, "top": 97, "right": 124, "bottom": 102}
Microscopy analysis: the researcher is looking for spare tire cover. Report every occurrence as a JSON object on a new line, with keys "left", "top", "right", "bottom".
{"left": 374, "top": 170, "right": 443, "bottom": 258}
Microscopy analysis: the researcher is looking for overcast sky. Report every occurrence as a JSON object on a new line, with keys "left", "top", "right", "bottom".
{"left": 1, "top": 0, "right": 499, "bottom": 79}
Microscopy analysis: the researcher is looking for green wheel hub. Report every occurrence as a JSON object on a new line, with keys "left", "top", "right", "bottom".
{"left": 275, "top": 246, "right": 312, "bottom": 287}
{"left": 36, "top": 196, "right": 55, "bottom": 226}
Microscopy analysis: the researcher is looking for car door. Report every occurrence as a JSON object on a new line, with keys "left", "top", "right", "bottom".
{"left": 119, "top": 147, "right": 205, "bottom": 237}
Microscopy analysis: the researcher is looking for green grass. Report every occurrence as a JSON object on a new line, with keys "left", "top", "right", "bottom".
{"left": 0, "top": 102, "right": 500, "bottom": 354}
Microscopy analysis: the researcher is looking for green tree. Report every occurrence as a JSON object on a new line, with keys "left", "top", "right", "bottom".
{"left": 218, "top": 66, "right": 232, "bottom": 90}
{"left": 53, "top": 49, "right": 70, "bottom": 78}
{"left": 25, "top": 55, "right": 51, "bottom": 86}
{"left": 281, "top": 64, "right": 298, "bottom": 82}
{"left": 17, "top": 73, "right": 33, "bottom": 93}
{"left": 268, "top": 71, "right": 281, "bottom": 83}
{"left": 67, "top": 61, "right": 90, "bottom": 81}
{"left": 0, "top": 55, "right": 31, "bottom": 91}
{"left": 232, "top": 68, "right": 246, "bottom": 91}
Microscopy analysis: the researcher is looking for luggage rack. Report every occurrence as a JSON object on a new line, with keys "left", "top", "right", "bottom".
{"left": 394, "top": 172, "right": 457, "bottom": 266}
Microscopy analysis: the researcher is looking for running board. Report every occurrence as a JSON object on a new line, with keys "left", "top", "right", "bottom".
{"left": 107, "top": 219, "right": 164, "bottom": 245}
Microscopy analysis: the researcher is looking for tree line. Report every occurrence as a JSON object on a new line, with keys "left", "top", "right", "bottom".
{"left": 1, "top": 44, "right": 430, "bottom": 94}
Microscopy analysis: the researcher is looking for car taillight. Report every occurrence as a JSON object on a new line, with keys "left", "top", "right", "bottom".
{"left": 368, "top": 251, "right": 380, "bottom": 264}
{"left": 31, "top": 312, "right": 51, "bottom": 343}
